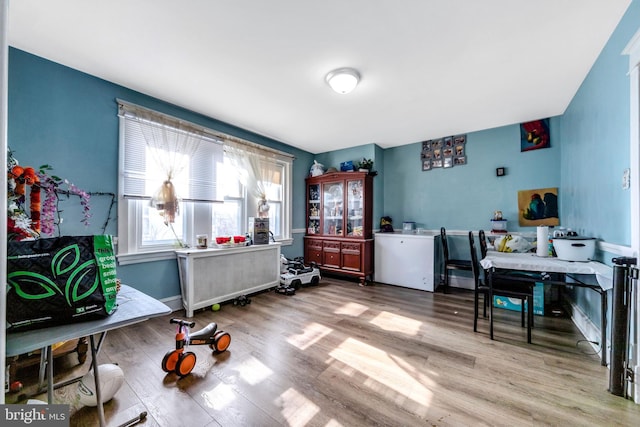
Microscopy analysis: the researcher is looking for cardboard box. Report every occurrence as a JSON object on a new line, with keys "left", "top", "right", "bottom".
{"left": 493, "top": 282, "right": 546, "bottom": 315}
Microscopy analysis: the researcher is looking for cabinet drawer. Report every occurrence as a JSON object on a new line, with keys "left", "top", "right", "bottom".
{"left": 324, "top": 251, "right": 341, "bottom": 268}
{"left": 323, "top": 241, "right": 341, "bottom": 251}
{"left": 342, "top": 251, "right": 361, "bottom": 271}
{"left": 341, "top": 242, "right": 361, "bottom": 253}
{"left": 307, "top": 250, "right": 322, "bottom": 264}
{"left": 307, "top": 239, "right": 323, "bottom": 250}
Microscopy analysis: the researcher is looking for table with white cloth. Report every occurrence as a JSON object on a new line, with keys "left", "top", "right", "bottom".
{"left": 480, "top": 251, "right": 612, "bottom": 365}
{"left": 6, "top": 284, "right": 171, "bottom": 427}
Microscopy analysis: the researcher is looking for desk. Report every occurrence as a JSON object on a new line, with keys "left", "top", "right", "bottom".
{"left": 480, "top": 252, "right": 612, "bottom": 366}
{"left": 6, "top": 285, "right": 171, "bottom": 427}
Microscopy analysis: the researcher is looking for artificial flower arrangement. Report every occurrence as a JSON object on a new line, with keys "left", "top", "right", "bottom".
{"left": 7, "top": 149, "right": 91, "bottom": 241}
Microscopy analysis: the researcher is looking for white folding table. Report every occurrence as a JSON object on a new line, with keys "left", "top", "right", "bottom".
{"left": 6, "top": 285, "right": 171, "bottom": 427}
{"left": 480, "top": 252, "right": 612, "bottom": 365}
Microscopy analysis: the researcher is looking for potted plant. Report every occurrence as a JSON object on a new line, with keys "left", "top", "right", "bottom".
{"left": 357, "top": 158, "right": 374, "bottom": 173}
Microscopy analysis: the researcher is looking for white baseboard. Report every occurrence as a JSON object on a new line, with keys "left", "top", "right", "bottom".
{"left": 160, "top": 295, "right": 182, "bottom": 312}
{"left": 440, "top": 274, "right": 475, "bottom": 291}
{"left": 565, "top": 298, "right": 606, "bottom": 363}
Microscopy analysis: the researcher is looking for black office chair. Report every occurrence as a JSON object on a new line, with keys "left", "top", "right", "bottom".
{"left": 440, "top": 227, "right": 472, "bottom": 293}
{"left": 478, "top": 229, "right": 488, "bottom": 259}
{"left": 469, "top": 231, "right": 490, "bottom": 332}
{"left": 469, "top": 231, "right": 535, "bottom": 343}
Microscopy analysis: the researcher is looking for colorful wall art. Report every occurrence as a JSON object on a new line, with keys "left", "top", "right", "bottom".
{"left": 520, "top": 119, "right": 550, "bottom": 152}
{"left": 517, "top": 187, "right": 559, "bottom": 226}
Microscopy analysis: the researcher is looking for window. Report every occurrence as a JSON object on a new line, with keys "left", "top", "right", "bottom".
{"left": 117, "top": 100, "right": 293, "bottom": 264}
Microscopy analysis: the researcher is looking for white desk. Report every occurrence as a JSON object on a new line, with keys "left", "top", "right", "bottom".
{"left": 6, "top": 285, "right": 171, "bottom": 427}
{"left": 481, "top": 252, "right": 612, "bottom": 365}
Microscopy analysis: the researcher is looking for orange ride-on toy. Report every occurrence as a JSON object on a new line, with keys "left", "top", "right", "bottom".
{"left": 161, "top": 318, "right": 231, "bottom": 377}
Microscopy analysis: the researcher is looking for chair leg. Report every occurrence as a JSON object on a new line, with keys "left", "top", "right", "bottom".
{"left": 489, "top": 291, "right": 494, "bottom": 340}
{"left": 483, "top": 294, "right": 488, "bottom": 318}
{"left": 527, "top": 295, "right": 533, "bottom": 343}
{"left": 474, "top": 290, "right": 479, "bottom": 332}
{"left": 443, "top": 267, "right": 449, "bottom": 294}
{"left": 521, "top": 300, "right": 525, "bottom": 328}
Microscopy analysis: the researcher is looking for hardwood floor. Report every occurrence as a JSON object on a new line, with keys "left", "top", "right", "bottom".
{"left": 7, "top": 276, "right": 640, "bottom": 426}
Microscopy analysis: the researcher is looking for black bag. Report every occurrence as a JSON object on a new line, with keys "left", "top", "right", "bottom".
{"left": 380, "top": 216, "right": 394, "bottom": 232}
{"left": 6, "top": 235, "right": 118, "bottom": 332}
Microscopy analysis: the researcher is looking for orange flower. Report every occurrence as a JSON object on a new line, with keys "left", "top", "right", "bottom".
{"left": 10, "top": 165, "right": 25, "bottom": 195}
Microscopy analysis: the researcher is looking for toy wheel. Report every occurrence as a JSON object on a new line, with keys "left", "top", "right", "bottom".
{"left": 175, "top": 351, "right": 197, "bottom": 377}
{"left": 162, "top": 349, "right": 180, "bottom": 373}
{"left": 291, "top": 279, "right": 302, "bottom": 290}
{"left": 310, "top": 276, "right": 320, "bottom": 285}
{"left": 211, "top": 331, "right": 231, "bottom": 353}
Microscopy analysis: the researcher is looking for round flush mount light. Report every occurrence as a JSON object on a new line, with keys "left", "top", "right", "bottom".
{"left": 325, "top": 68, "right": 360, "bottom": 94}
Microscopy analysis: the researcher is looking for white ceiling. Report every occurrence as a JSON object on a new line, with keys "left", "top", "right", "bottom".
{"left": 8, "top": 0, "right": 631, "bottom": 154}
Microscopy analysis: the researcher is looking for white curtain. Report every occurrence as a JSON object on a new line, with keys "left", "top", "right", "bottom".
{"left": 136, "top": 111, "right": 202, "bottom": 223}
{"left": 225, "top": 140, "right": 281, "bottom": 218}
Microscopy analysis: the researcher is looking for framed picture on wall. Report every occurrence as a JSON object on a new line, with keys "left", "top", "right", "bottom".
{"left": 453, "top": 134, "right": 466, "bottom": 145}
{"left": 454, "top": 156, "right": 466, "bottom": 165}
{"left": 517, "top": 187, "right": 559, "bottom": 226}
{"left": 419, "top": 134, "right": 467, "bottom": 170}
{"left": 521, "top": 118, "right": 550, "bottom": 151}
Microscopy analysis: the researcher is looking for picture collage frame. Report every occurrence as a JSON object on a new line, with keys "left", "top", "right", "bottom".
{"left": 421, "top": 134, "right": 467, "bottom": 171}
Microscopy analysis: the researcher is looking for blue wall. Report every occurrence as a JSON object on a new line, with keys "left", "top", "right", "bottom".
{"left": 8, "top": 0, "right": 640, "bottom": 314}
{"left": 556, "top": 1, "right": 640, "bottom": 324}
{"left": 559, "top": 2, "right": 639, "bottom": 246}
{"left": 381, "top": 121, "right": 561, "bottom": 232}
{"left": 8, "top": 48, "right": 313, "bottom": 300}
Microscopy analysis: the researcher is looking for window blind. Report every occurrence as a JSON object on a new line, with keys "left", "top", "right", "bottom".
{"left": 118, "top": 100, "right": 224, "bottom": 203}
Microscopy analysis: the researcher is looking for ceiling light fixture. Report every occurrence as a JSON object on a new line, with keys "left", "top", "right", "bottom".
{"left": 325, "top": 68, "right": 360, "bottom": 94}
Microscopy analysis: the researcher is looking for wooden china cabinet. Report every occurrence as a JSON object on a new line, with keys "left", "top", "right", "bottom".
{"left": 304, "top": 171, "right": 374, "bottom": 284}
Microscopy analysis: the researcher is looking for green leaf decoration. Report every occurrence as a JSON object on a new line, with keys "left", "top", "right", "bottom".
{"left": 66, "top": 260, "right": 99, "bottom": 305}
{"left": 51, "top": 244, "right": 81, "bottom": 277}
{"left": 7, "top": 272, "right": 62, "bottom": 300}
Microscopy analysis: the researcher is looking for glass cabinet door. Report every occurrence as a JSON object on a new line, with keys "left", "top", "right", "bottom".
{"left": 307, "top": 184, "right": 320, "bottom": 234}
{"left": 346, "top": 179, "right": 364, "bottom": 237}
{"left": 323, "top": 181, "right": 344, "bottom": 236}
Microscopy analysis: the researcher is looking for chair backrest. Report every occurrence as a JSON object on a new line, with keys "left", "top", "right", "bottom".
{"left": 479, "top": 229, "right": 488, "bottom": 259}
{"left": 468, "top": 231, "right": 480, "bottom": 287}
{"left": 440, "top": 227, "right": 450, "bottom": 261}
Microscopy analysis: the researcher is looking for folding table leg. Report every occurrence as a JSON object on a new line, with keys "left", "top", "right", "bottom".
{"left": 47, "top": 345, "right": 54, "bottom": 403}
{"left": 89, "top": 334, "right": 106, "bottom": 427}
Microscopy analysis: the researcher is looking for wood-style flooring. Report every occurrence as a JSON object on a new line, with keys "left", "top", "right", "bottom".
{"left": 6, "top": 276, "right": 640, "bottom": 426}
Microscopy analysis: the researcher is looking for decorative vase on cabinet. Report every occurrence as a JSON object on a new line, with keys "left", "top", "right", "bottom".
{"left": 304, "top": 171, "right": 374, "bottom": 285}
